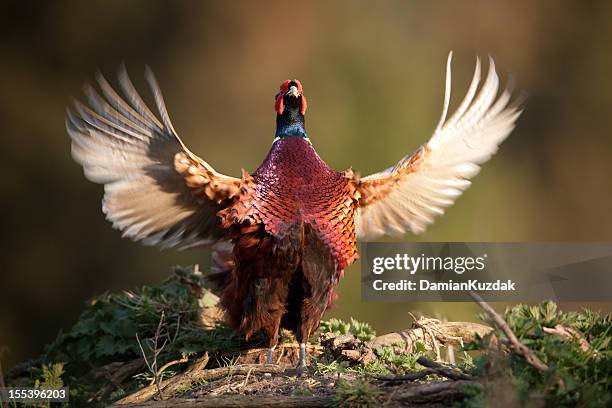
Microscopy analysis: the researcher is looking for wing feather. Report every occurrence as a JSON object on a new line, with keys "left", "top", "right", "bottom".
{"left": 67, "top": 67, "right": 241, "bottom": 249}
{"left": 355, "top": 53, "right": 522, "bottom": 239}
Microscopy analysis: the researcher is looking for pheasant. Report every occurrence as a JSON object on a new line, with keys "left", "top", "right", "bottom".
{"left": 67, "top": 53, "right": 521, "bottom": 374}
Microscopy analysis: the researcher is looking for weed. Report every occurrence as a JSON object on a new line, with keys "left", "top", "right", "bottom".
{"left": 332, "top": 378, "right": 381, "bottom": 407}
{"left": 319, "top": 318, "right": 376, "bottom": 342}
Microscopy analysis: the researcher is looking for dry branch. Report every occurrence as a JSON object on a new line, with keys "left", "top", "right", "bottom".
{"left": 114, "top": 380, "right": 479, "bottom": 407}
{"left": 468, "top": 290, "right": 549, "bottom": 373}
{"left": 114, "top": 352, "right": 289, "bottom": 405}
{"left": 115, "top": 353, "right": 209, "bottom": 405}
{"left": 542, "top": 324, "right": 595, "bottom": 355}
{"left": 368, "top": 319, "right": 492, "bottom": 352}
{"left": 112, "top": 394, "right": 332, "bottom": 407}
{"left": 151, "top": 357, "right": 189, "bottom": 386}
{"left": 394, "top": 380, "right": 479, "bottom": 404}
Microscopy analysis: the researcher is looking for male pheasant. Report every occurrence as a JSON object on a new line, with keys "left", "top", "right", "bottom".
{"left": 67, "top": 53, "right": 521, "bottom": 373}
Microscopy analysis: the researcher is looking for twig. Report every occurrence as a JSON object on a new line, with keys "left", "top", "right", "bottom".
{"left": 410, "top": 314, "right": 442, "bottom": 361}
{"left": 172, "top": 315, "right": 182, "bottom": 343}
{"left": 275, "top": 347, "right": 285, "bottom": 365}
{"left": 136, "top": 311, "right": 169, "bottom": 399}
{"left": 151, "top": 357, "right": 190, "bottom": 386}
{"left": 241, "top": 367, "right": 253, "bottom": 389}
{"left": 468, "top": 290, "right": 549, "bottom": 373}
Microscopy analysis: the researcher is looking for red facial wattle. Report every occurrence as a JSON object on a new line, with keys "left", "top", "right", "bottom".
{"left": 300, "top": 93, "right": 307, "bottom": 116}
{"left": 275, "top": 93, "right": 284, "bottom": 115}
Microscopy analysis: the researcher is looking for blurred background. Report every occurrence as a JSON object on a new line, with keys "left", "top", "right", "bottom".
{"left": 1, "top": 0, "right": 611, "bottom": 371}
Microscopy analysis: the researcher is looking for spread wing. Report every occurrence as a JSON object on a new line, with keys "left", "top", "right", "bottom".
{"left": 355, "top": 52, "right": 522, "bottom": 239}
{"left": 67, "top": 66, "right": 241, "bottom": 249}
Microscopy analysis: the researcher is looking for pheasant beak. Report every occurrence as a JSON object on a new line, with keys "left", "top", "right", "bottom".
{"left": 286, "top": 85, "right": 300, "bottom": 98}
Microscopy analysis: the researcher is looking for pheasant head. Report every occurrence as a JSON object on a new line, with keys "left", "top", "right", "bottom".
{"left": 275, "top": 79, "right": 308, "bottom": 139}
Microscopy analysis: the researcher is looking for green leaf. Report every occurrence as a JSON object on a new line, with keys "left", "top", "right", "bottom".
{"left": 95, "top": 335, "right": 120, "bottom": 357}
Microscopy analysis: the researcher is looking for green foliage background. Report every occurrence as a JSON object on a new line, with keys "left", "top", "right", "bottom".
{"left": 1, "top": 0, "right": 611, "bottom": 370}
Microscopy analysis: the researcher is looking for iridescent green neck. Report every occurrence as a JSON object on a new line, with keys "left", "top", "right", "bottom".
{"left": 275, "top": 108, "right": 307, "bottom": 138}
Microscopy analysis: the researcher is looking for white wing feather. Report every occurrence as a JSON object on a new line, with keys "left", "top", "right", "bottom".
{"left": 356, "top": 52, "right": 522, "bottom": 239}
